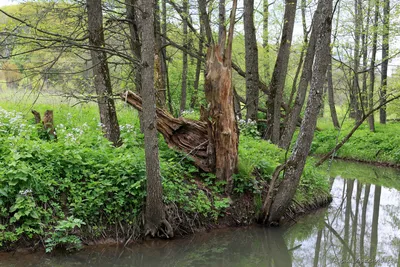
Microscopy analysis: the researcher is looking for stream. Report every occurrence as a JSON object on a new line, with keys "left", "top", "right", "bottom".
{"left": 1, "top": 160, "right": 399, "bottom": 267}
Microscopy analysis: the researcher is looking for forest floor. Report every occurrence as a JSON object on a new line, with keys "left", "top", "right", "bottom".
{"left": 312, "top": 119, "right": 400, "bottom": 167}
{"left": 0, "top": 91, "right": 331, "bottom": 253}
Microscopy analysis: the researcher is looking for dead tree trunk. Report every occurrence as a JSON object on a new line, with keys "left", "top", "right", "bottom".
{"left": 32, "top": 110, "right": 57, "bottom": 140}
{"left": 123, "top": 0, "right": 239, "bottom": 194}
{"left": 202, "top": 0, "right": 238, "bottom": 194}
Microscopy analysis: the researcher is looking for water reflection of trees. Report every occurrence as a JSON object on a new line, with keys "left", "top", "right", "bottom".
{"left": 290, "top": 174, "right": 400, "bottom": 267}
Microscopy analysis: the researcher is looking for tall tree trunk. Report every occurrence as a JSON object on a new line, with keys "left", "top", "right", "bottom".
{"left": 198, "top": 0, "right": 213, "bottom": 45}
{"left": 265, "top": 0, "right": 297, "bottom": 144}
{"left": 278, "top": 1, "right": 322, "bottom": 149}
{"left": 327, "top": 55, "right": 340, "bottom": 128}
{"left": 125, "top": 0, "right": 141, "bottom": 94}
{"left": 218, "top": 0, "right": 225, "bottom": 51}
{"left": 263, "top": 0, "right": 270, "bottom": 81}
{"left": 361, "top": 0, "right": 370, "bottom": 118}
{"left": 267, "top": 0, "right": 332, "bottom": 223}
{"left": 155, "top": 0, "right": 166, "bottom": 107}
{"left": 287, "top": 0, "right": 308, "bottom": 109}
{"left": 179, "top": 0, "right": 189, "bottom": 116}
{"left": 369, "top": 0, "right": 379, "bottom": 132}
{"left": 162, "top": 0, "right": 173, "bottom": 114}
{"left": 86, "top": 0, "right": 121, "bottom": 147}
{"left": 190, "top": 25, "right": 204, "bottom": 109}
{"left": 141, "top": 0, "right": 173, "bottom": 238}
{"left": 204, "top": 0, "right": 238, "bottom": 193}
{"left": 351, "top": 0, "right": 362, "bottom": 122}
{"left": 244, "top": 0, "right": 260, "bottom": 121}
{"left": 380, "top": 0, "right": 390, "bottom": 124}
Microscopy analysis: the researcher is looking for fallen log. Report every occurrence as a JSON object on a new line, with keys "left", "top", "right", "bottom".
{"left": 121, "top": 91, "right": 213, "bottom": 172}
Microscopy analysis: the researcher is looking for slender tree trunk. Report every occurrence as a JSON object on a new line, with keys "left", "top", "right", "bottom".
{"left": 218, "top": 0, "right": 225, "bottom": 50}
{"left": 361, "top": 1, "right": 370, "bottom": 118}
{"left": 179, "top": 0, "right": 189, "bottom": 116}
{"left": 263, "top": 0, "right": 270, "bottom": 81}
{"left": 380, "top": 0, "right": 390, "bottom": 124}
{"left": 287, "top": 0, "right": 308, "bottom": 109}
{"left": 141, "top": 0, "right": 173, "bottom": 238}
{"left": 244, "top": 0, "right": 260, "bottom": 121}
{"left": 327, "top": 56, "right": 340, "bottom": 128}
{"left": 198, "top": 0, "right": 213, "bottom": 45}
{"left": 278, "top": 2, "right": 322, "bottom": 149}
{"left": 369, "top": 0, "right": 379, "bottom": 132}
{"left": 351, "top": 0, "right": 362, "bottom": 122}
{"left": 86, "top": 0, "right": 121, "bottom": 147}
{"left": 267, "top": 0, "right": 332, "bottom": 223}
{"left": 155, "top": 0, "right": 166, "bottom": 107}
{"left": 125, "top": 0, "right": 141, "bottom": 94}
{"left": 190, "top": 25, "right": 204, "bottom": 109}
{"left": 162, "top": 0, "right": 173, "bottom": 114}
{"left": 265, "top": 0, "right": 297, "bottom": 144}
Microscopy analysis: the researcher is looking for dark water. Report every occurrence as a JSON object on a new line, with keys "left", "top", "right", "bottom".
{"left": 1, "top": 161, "right": 400, "bottom": 267}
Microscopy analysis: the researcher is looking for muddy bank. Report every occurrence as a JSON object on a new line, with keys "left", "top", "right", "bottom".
{"left": 0, "top": 190, "right": 332, "bottom": 254}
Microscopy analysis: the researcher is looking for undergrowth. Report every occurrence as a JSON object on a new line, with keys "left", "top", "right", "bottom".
{"left": 312, "top": 120, "right": 400, "bottom": 164}
{"left": 0, "top": 101, "right": 330, "bottom": 252}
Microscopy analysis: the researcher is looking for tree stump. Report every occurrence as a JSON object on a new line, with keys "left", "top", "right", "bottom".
{"left": 32, "top": 110, "right": 57, "bottom": 140}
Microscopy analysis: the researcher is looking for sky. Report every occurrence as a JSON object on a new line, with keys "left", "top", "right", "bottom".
{"left": 0, "top": 0, "right": 16, "bottom": 7}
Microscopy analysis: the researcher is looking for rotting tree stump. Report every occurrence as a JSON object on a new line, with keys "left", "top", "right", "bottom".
{"left": 122, "top": 1, "right": 238, "bottom": 193}
{"left": 121, "top": 91, "right": 213, "bottom": 172}
{"left": 32, "top": 110, "right": 57, "bottom": 140}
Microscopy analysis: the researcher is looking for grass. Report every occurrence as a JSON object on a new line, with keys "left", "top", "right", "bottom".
{"left": 312, "top": 118, "right": 400, "bottom": 164}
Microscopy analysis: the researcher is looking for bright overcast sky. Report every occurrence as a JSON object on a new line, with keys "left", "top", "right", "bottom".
{"left": 0, "top": 0, "right": 16, "bottom": 7}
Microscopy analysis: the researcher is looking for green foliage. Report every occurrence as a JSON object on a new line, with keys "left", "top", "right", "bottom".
{"left": 312, "top": 120, "right": 400, "bottom": 164}
{"left": 45, "top": 216, "right": 85, "bottom": 253}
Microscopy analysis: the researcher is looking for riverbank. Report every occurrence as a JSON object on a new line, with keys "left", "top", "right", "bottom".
{"left": 312, "top": 120, "right": 400, "bottom": 166}
{"left": 0, "top": 102, "right": 331, "bottom": 253}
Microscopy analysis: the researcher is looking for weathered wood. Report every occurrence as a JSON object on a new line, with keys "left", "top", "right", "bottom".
{"left": 43, "top": 110, "right": 56, "bottom": 139}
{"left": 121, "top": 91, "right": 212, "bottom": 172}
{"left": 32, "top": 109, "right": 56, "bottom": 140}
{"left": 31, "top": 110, "right": 41, "bottom": 124}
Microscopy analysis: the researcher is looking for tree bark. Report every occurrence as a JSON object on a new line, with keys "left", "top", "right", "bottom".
{"left": 161, "top": 0, "right": 173, "bottom": 114}
{"left": 263, "top": 0, "right": 270, "bottom": 81}
{"left": 203, "top": 0, "right": 238, "bottom": 193}
{"left": 141, "top": 0, "right": 173, "bottom": 238}
{"left": 369, "top": 0, "right": 379, "bottom": 132}
{"left": 87, "top": 0, "right": 121, "bottom": 147}
{"left": 244, "top": 0, "right": 260, "bottom": 121}
{"left": 155, "top": 0, "right": 167, "bottom": 107}
{"left": 327, "top": 56, "right": 340, "bottom": 129}
{"left": 265, "top": 0, "right": 297, "bottom": 144}
{"left": 278, "top": 2, "right": 321, "bottom": 149}
{"left": 190, "top": 25, "right": 204, "bottom": 110}
{"left": 267, "top": 0, "right": 332, "bottom": 224}
{"left": 380, "top": 0, "right": 390, "bottom": 124}
{"left": 179, "top": 0, "right": 189, "bottom": 116}
{"left": 198, "top": 0, "right": 213, "bottom": 45}
{"left": 218, "top": 0, "right": 225, "bottom": 52}
{"left": 350, "top": 0, "right": 362, "bottom": 121}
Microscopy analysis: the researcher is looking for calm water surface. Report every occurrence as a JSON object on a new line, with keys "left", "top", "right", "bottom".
{"left": 1, "top": 160, "right": 399, "bottom": 267}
